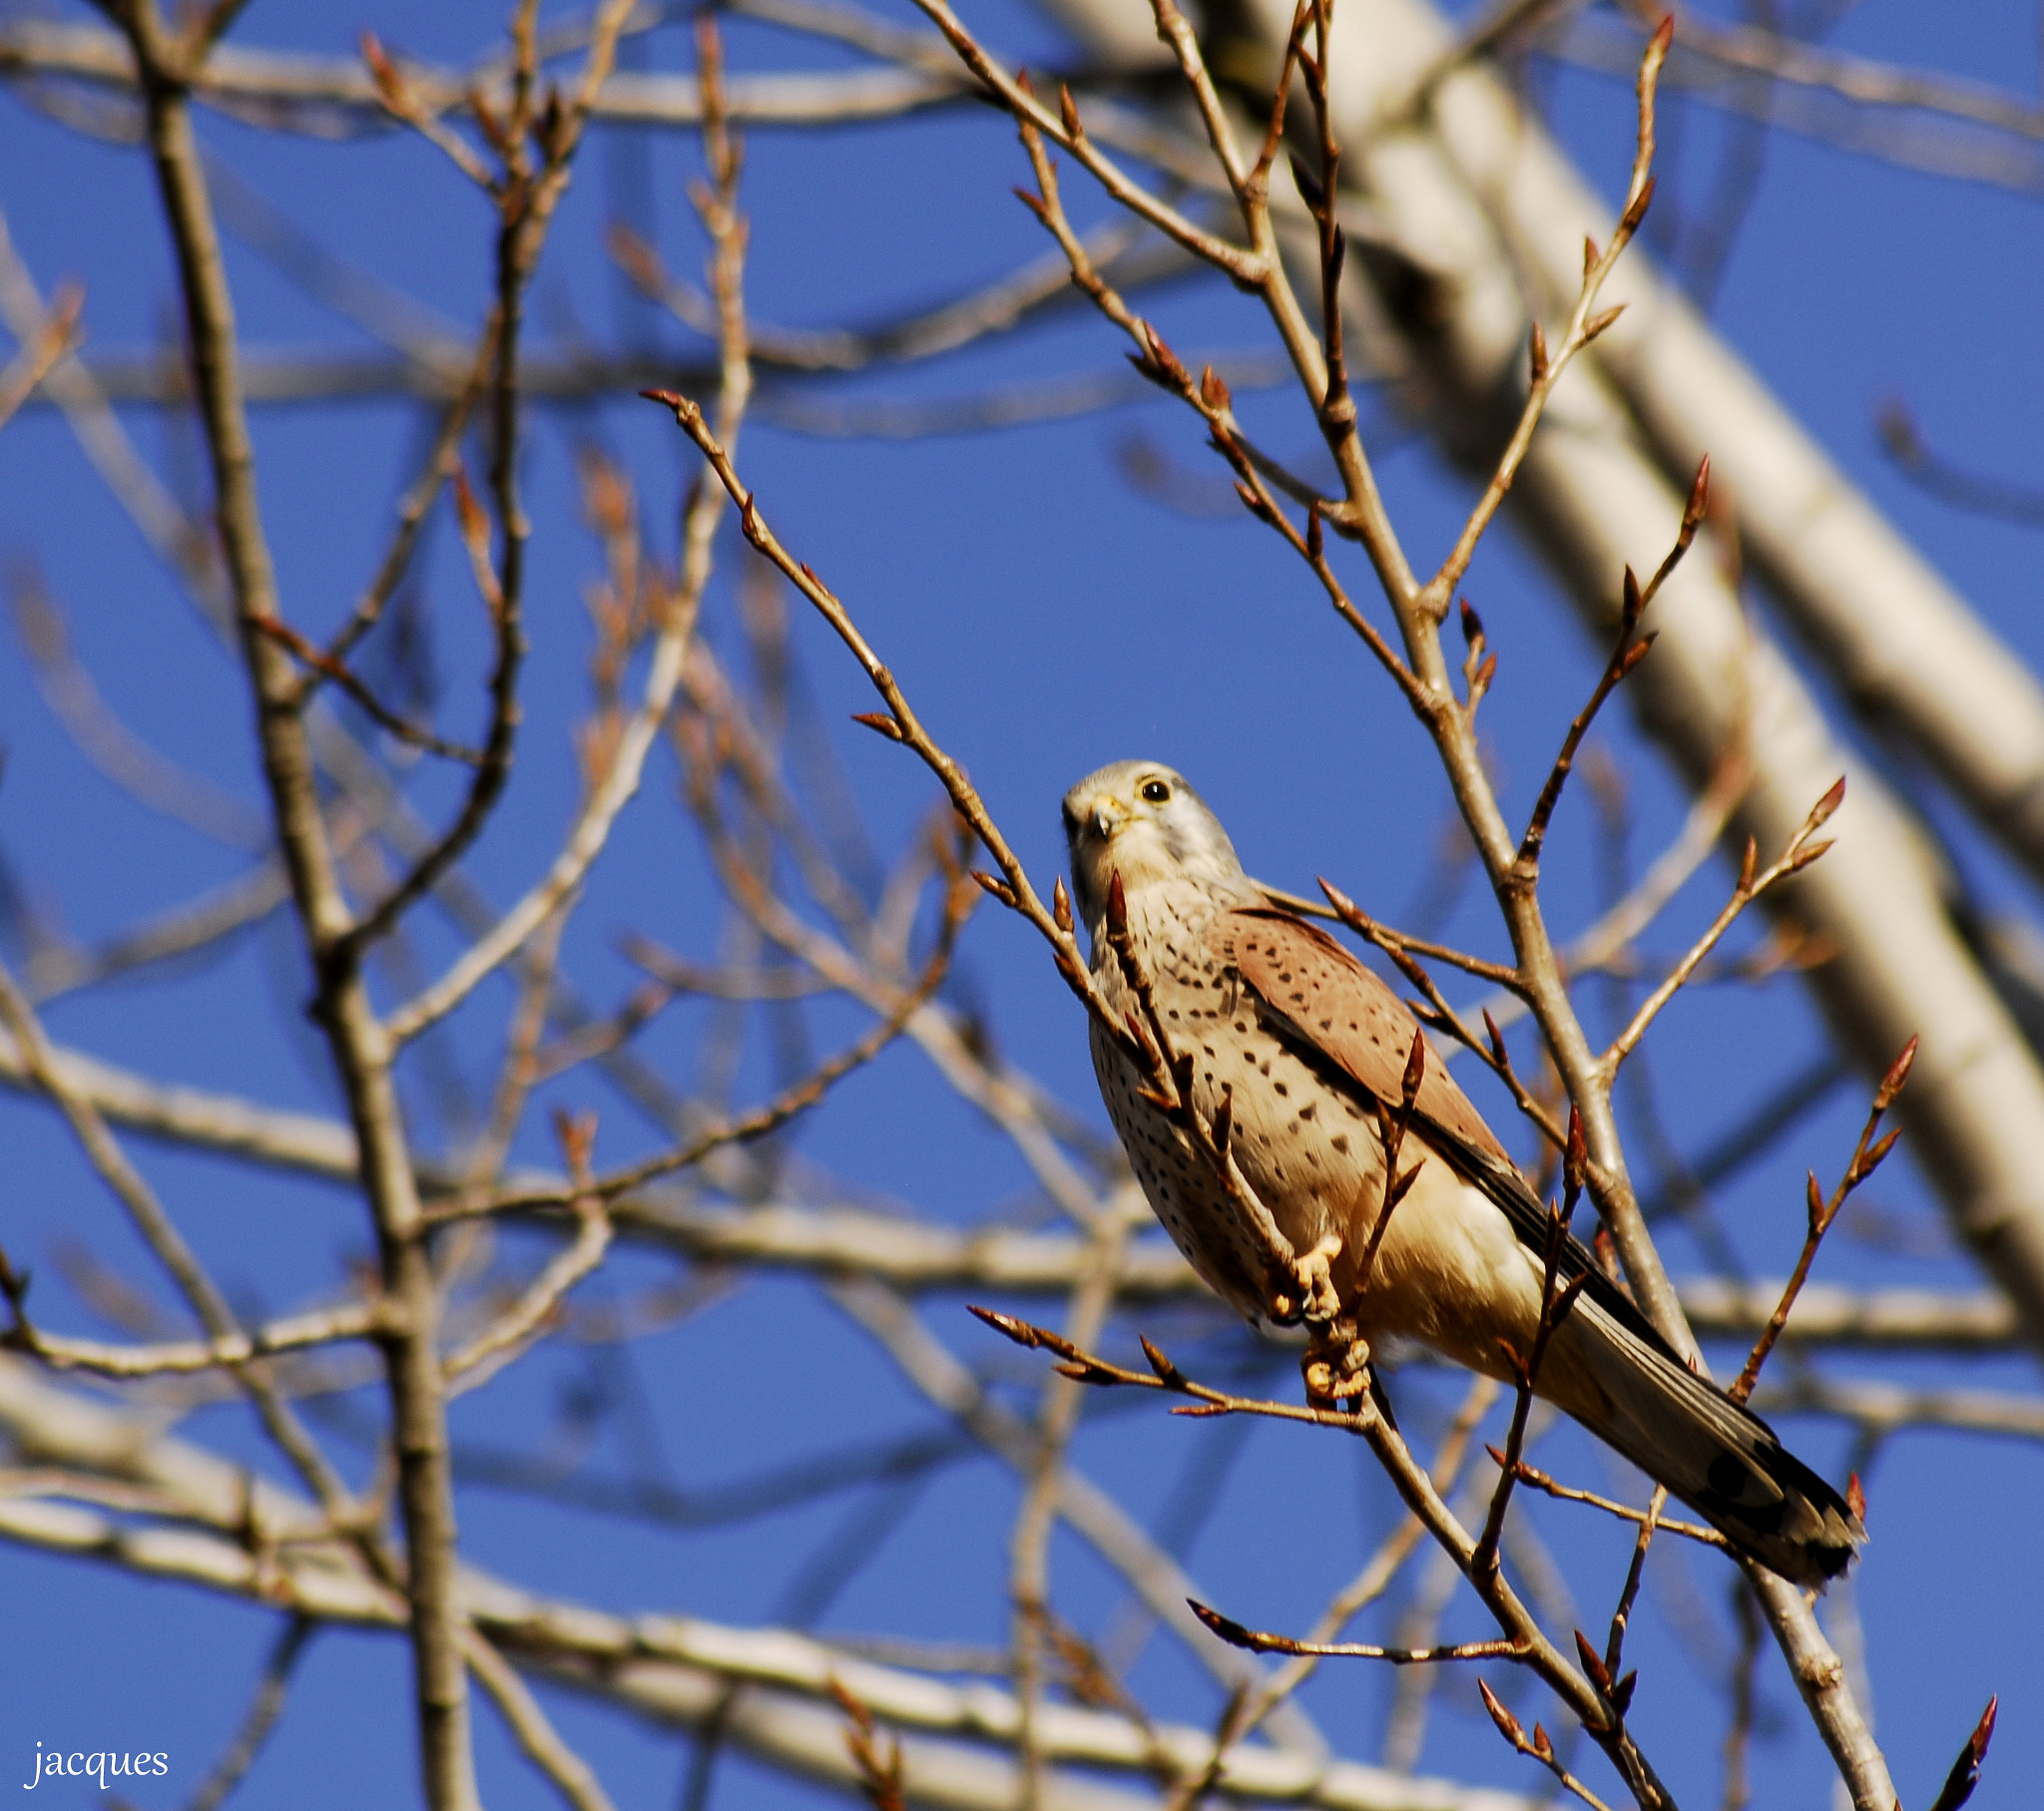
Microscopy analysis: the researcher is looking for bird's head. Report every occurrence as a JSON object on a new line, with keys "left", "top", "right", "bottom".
{"left": 1061, "top": 760, "right": 1250, "bottom": 936}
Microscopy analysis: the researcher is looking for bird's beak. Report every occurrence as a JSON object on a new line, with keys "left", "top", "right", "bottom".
{"left": 1091, "top": 795, "right": 1129, "bottom": 841}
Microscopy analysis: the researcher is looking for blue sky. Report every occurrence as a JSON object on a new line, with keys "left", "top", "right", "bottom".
{"left": 0, "top": 1, "right": 2039, "bottom": 1806}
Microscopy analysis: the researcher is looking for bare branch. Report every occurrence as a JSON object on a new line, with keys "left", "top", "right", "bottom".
{"left": 1601, "top": 778, "right": 1845, "bottom": 1075}
{"left": 0, "top": 280, "right": 82, "bottom": 431}
{"left": 1731, "top": 1038, "right": 1915, "bottom": 1404}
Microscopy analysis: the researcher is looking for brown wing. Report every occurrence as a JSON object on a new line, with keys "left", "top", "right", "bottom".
{"left": 1212, "top": 904, "right": 1513, "bottom": 1165}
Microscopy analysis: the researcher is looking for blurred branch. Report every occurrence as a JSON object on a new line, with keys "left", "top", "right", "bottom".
{"left": 0, "top": 1355, "right": 1530, "bottom": 1811}
{"left": 0, "top": 8, "right": 1229, "bottom": 192}
{"left": 1, "top": 1289, "right": 388, "bottom": 1380}
{"left": 0, "top": 205, "right": 229, "bottom": 615}
{"left": 8, "top": 561, "right": 268, "bottom": 849}
{"left": 384, "top": 18, "right": 755, "bottom": 1047}
{"left": 0, "top": 955, "right": 359, "bottom": 1523}
{"left": 462, "top": 1627, "right": 620, "bottom": 1811}
{"left": 1007, "top": 1207, "right": 1135, "bottom": 1806}
{"left": 1168, "top": 1375, "right": 1501, "bottom": 1805}
{"left": 1877, "top": 400, "right": 2044, "bottom": 527}
{"left": 1583, "top": 6, "right": 2044, "bottom": 142}
{"left": 183, "top": 1616, "right": 316, "bottom": 1811}
{"left": 1751, "top": 1376, "right": 2044, "bottom": 1442}
{"left": 0, "top": 279, "right": 80, "bottom": 431}
{"left": 829, "top": 1278, "right": 1329, "bottom": 1758}
{"left": 0, "top": 1006, "right": 2018, "bottom": 1351}
{"left": 23, "top": 856, "right": 291, "bottom": 1003}
{"left": 971, "top": 1310, "right": 1668, "bottom": 1802}
{"left": 610, "top": 210, "right": 1155, "bottom": 372}
{"left": 1545, "top": 11, "right": 2044, "bottom": 195}
{"left": 0, "top": 17, "right": 972, "bottom": 132}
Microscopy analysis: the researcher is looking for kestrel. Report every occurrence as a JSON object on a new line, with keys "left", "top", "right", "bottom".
{"left": 1064, "top": 758, "right": 1863, "bottom": 1587}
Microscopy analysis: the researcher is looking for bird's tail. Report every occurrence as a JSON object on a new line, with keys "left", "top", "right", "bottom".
{"left": 1542, "top": 1298, "right": 1864, "bottom": 1588}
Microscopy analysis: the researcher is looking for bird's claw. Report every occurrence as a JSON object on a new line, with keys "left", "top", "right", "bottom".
{"left": 1284, "top": 1233, "right": 1344, "bottom": 1326}
{"left": 1303, "top": 1318, "right": 1370, "bottom": 1409}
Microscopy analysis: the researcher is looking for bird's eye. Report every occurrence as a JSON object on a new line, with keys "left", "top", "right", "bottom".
{"left": 1140, "top": 778, "right": 1172, "bottom": 804}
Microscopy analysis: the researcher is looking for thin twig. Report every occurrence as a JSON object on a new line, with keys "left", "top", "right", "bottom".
{"left": 1499, "top": 1457, "right": 1725, "bottom": 1550}
{"left": 1188, "top": 1604, "right": 1525, "bottom": 1664}
{"left": 1602, "top": 777, "right": 1846, "bottom": 1076}
{"left": 1730, "top": 1037, "right": 1915, "bottom": 1404}
{"left": 1415, "top": 17, "right": 1672, "bottom": 622}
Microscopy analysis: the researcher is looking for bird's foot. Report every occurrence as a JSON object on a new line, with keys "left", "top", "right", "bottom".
{"left": 1273, "top": 1233, "right": 1343, "bottom": 1327}
{"left": 1302, "top": 1317, "right": 1370, "bottom": 1411}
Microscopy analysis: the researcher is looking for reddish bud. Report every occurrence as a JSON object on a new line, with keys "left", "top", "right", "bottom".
{"left": 1477, "top": 1678, "right": 1525, "bottom": 1746}
{"left": 1593, "top": 1223, "right": 1623, "bottom": 1284}
{"left": 1460, "top": 598, "right": 1485, "bottom": 649}
{"left": 1107, "top": 870, "right": 1128, "bottom": 936}
{"left": 360, "top": 31, "right": 403, "bottom": 104}
{"left": 1528, "top": 320, "right": 1548, "bottom": 384}
{"left": 1620, "top": 174, "right": 1657, "bottom": 233}
{"left": 1288, "top": 152, "right": 1325, "bottom": 216}
{"left": 1810, "top": 774, "right": 1847, "bottom": 827}
{"left": 1058, "top": 82, "right": 1082, "bottom": 140}
{"left": 968, "top": 1303, "right": 1044, "bottom": 1347}
{"left": 1584, "top": 301, "right": 1628, "bottom": 341}
{"left": 1052, "top": 876, "right": 1073, "bottom": 935}
{"left": 850, "top": 710, "right": 904, "bottom": 742}
{"left": 1482, "top": 1008, "right": 1508, "bottom": 1068}
{"left": 1187, "top": 1600, "right": 1257, "bottom": 1650}
{"left": 1683, "top": 454, "right": 1712, "bottom": 537}
{"left": 1143, "top": 323, "right": 1190, "bottom": 389}
{"left": 1621, "top": 564, "right": 1644, "bottom": 631}
{"left": 1876, "top": 1034, "right": 1918, "bottom": 1110}
{"left": 1574, "top": 1629, "right": 1612, "bottom": 1694}
{"left": 1929, "top": 1695, "right": 1998, "bottom": 1811}
{"left": 1140, "top": 1335, "right": 1185, "bottom": 1386}
{"left": 1857, "top": 1126, "right": 1902, "bottom": 1180}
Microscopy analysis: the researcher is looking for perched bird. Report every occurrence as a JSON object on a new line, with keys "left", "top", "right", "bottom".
{"left": 1063, "top": 758, "right": 1864, "bottom": 1588}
